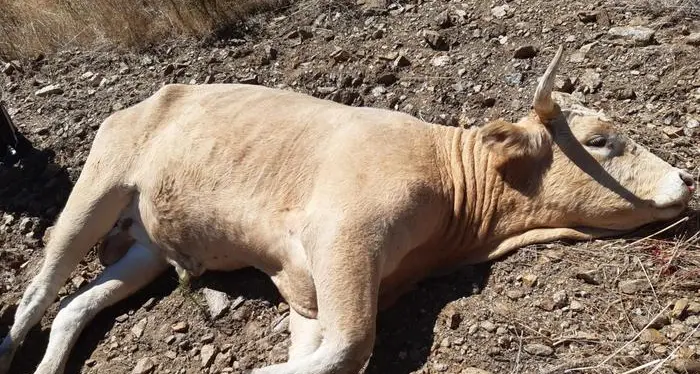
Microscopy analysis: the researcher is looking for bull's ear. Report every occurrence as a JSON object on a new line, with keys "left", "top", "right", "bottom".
{"left": 481, "top": 119, "right": 552, "bottom": 162}
{"left": 532, "top": 45, "right": 564, "bottom": 122}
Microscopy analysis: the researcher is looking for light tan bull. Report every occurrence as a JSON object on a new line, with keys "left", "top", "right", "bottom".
{"left": 0, "top": 46, "right": 695, "bottom": 374}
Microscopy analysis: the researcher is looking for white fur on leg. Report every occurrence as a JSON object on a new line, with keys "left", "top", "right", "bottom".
{"left": 288, "top": 309, "right": 322, "bottom": 361}
{"left": 33, "top": 243, "right": 168, "bottom": 374}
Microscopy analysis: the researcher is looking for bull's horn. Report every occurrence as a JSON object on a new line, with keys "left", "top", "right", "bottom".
{"left": 533, "top": 45, "right": 564, "bottom": 120}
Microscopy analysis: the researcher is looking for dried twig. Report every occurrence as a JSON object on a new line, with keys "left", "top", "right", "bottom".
{"left": 564, "top": 303, "right": 672, "bottom": 373}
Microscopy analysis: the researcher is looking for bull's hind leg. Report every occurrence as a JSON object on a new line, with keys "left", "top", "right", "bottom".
{"left": 288, "top": 309, "right": 322, "bottom": 360}
{"left": 254, "top": 231, "right": 381, "bottom": 374}
{"left": 0, "top": 165, "right": 132, "bottom": 374}
{"left": 33, "top": 243, "right": 168, "bottom": 374}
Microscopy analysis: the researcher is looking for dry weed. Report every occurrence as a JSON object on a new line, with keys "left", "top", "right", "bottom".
{"left": 0, "top": 0, "right": 293, "bottom": 60}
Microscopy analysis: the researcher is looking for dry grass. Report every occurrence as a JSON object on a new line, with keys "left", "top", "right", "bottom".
{"left": 608, "top": 0, "right": 700, "bottom": 17}
{"left": 0, "top": 0, "right": 293, "bottom": 60}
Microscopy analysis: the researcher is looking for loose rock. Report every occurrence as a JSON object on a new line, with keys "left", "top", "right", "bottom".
{"left": 131, "top": 317, "right": 147, "bottom": 339}
{"left": 579, "top": 69, "right": 602, "bottom": 94}
{"left": 685, "top": 33, "right": 700, "bottom": 46}
{"left": 201, "top": 344, "right": 218, "bottom": 367}
{"left": 131, "top": 357, "right": 155, "bottom": 374}
{"left": 172, "top": 321, "right": 189, "bottom": 333}
{"left": 480, "top": 320, "right": 497, "bottom": 333}
{"left": 423, "top": 30, "right": 449, "bottom": 51}
{"left": 672, "top": 298, "right": 690, "bottom": 319}
{"left": 202, "top": 288, "right": 230, "bottom": 320}
{"left": 522, "top": 273, "right": 538, "bottom": 287}
{"left": 524, "top": 343, "right": 554, "bottom": 356}
{"left": 608, "top": 26, "right": 655, "bottom": 46}
{"left": 618, "top": 279, "right": 650, "bottom": 294}
{"left": 639, "top": 328, "right": 668, "bottom": 344}
{"left": 462, "top": 368, "right": 492, "bottom": 374}
{"left": 431, "top": 55, "right": 452, "bottom": 67}
{"left": 491, "top": 5, "right": 511, "bottom": 19}
{"left": 35, "top": 85, "right": 63, "bottom": 97}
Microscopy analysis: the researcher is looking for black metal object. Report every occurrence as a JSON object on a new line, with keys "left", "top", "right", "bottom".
{"left": 0, "top": 101, "right": 34, "bottom": 165}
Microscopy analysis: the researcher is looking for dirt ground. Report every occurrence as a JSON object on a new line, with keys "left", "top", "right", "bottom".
{"left": 1, "top": 0, "right": 700, "bottom": 373}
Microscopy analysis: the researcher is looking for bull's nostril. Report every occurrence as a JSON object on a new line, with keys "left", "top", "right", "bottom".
{"left": 679, "top": 171, "right": 696, "bottom": 191}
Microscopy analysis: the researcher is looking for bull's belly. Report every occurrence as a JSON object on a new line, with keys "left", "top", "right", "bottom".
{"left": 124, "top": 204, "right": 319, "bottom": 318}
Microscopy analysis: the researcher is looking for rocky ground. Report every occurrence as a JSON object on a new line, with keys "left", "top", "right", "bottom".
{"left": 1, "top": 0, "right": 700, "bottom": 373}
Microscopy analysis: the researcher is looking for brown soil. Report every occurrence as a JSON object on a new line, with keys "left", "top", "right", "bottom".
{"left": 1, "top": 0, "right": 699, "bottom": 373}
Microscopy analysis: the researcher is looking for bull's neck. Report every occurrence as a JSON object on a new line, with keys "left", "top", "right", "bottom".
{"left": 432, "top": 125, "right": 537, "bottom": 258}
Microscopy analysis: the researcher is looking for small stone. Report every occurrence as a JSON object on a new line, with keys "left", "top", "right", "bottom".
{"left": 71, "top": 275, "right": 87, "bottom": 289}
{"left": 201, "top": 344, "right": 218, "bottom": 367}
{"left": 164, "top": 350, "right": 177, "bottom": 360}
{"left": 686, "top": 119, "right": 699, "bottom": 129}
{"left": 239, "top": 75, "right": 259, "bottom": 85}
{"left": 18, "top": 218, "right": 33, "bottom": 234}
{"left": 522, "top": 273, "right": 538, "bottom": 287}
{"left": 371, "top": 86, "right": 387, "bottom": 97}
{"left": 143, "top": 297, "right": 156, "bottom": 310}
{"left": 131, "top": 318, "right": 147, "bottom": 339}
{"left": 131, "top": 357, "right": 155, "bottom": 374}
{"left": 513, "top": 45, "right": 538, "bottom": 59}
{"left": 570, "top": 300, "right": 584, "bottom": 311}
{"left": 685, "top": 315, "right": 700, "bottom": 326}
{"left": 687, "top": 301, "right": 700, "bottom": 315}
{"left": 118, "top": 63, "right": 130, "bottom": 74}
{"left": 440, "top": 337, "right": 450, "bottom": 348}
{"left": 608, "top": 26, "right": 655, "bottom": 46}
{"left": 577, "top": 11, "right": 598, "bottom": 23}
{"left": 616, "top": 88, "right": 636, "bottom": 100}
{"left": 619, "top": 279, "right": 650, "bottom": 294}
{"left": 639, "top": 328, "right": 668, "bottom": 344}
{"left": 115, "top": 314, "right": 129, "bottom": 323}
{"left": 506, "top": 289, "right": 524, "bottom": 300}
{"left": 524, "top": 343, "right": 554, "bottom": 356}
{"left": 35, "top": 85, "right": 63, "bottom": 97}
{"left": 491, "top": 5, "right": 510, "bottom": 19}
{"left": 172, "top": 321, "right": 189, "bottom": 333}
{"left": 671, "top": 359, "right": 700, "bottom": 373}
{"left": 569, "top": 42, "right": 595, "bottom": 63}
{"left": 423, "top": 30, "right": 448, "bottom": 51}
{"left": 434, "top": 11, "right": 453, "bottom": 29}
{"left": 393, "top": 55, "right": 410, "bottom": 68}
{"left": 202, "top": 288, "right": 230, "bottom": 320}
{"left": 330, "top": 47, "right": 351, "bottom": 62}
{"left": 164, "top": 335, "right": 176, "bottom": 345}
{"left": 685, "top": 33, "right": 700, "bottom": 46}
{"left": 461, "top": 368, "right": 492, "bottom": 374}
{"left": 672, "top": 298, "right": 690, "bottom": 319}
{"left": 201, "top": 332, "right": 215, "bottom": 344}
{"left": 376, "top": 73, "right": 398, "bottom": 86}
{"left": 431, "top": 55, "right": 452, "bottom": 67}
{"left": 553, "top": 290, "right": 568, "bottom": 309}
{"left": 579, "top": 69, "right": 602, "bottom": 94}
{"left": 480, "top": 320, "right": 497, "bottom": 333}
{"left": 88, "top": 73, "right": 103, "bottom": 87}
{"left": 633, "top": 314, "right": 671, "bottom": 330}
{"left": 2, "top": 63, "right": 15, "bottom": 75}
{"left": 663, "top": 126, "right": 684, "bottom": 138}
{"left": 80, "top": 71, "right": 94, "bottom": 80}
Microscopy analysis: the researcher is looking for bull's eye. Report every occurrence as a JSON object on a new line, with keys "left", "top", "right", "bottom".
{"left": 585, "top": 135, "right": 607, "bottom": 148}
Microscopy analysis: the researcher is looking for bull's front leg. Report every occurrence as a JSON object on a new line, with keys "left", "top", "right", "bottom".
{"left": 30, "top": 243, "right": 167, "bottom": 374}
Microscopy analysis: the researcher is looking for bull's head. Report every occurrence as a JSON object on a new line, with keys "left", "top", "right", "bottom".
{"left": 481, "top": 46, "right": 695, "bottom": 244}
